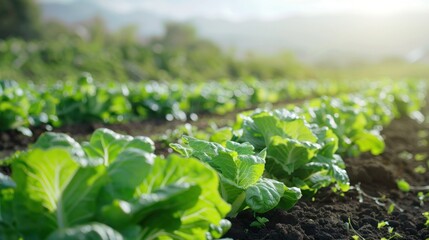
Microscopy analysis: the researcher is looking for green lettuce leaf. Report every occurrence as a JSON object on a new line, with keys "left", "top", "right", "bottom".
{"left": 47, "top": 223, "right": 124, "bottom": 240}
{"left": 266, "top": 136, "right": 319, "bottom": 176}
{"left": 237, "top": 109, "right": 349, "bottom": 195}
{"left": 172, "top": 136, "right": 297, "bottom": 216}
{"left": 82, "top": 128, "right": 154, "bottom": 165}
{"left": 98, "top": 149, "right": 230, "bottom": 239}
{"left": 12, "top": 148, "right": 106, "bottom": 239}
{"left": 353, "top": 131, "right": 385, "bottom": 155}
{"left": 32, "top": 132, "right": 91, "bottom": 166}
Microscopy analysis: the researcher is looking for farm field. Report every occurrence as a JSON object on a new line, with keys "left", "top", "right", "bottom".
{"left": 1, "top": 78, "right": 428, "bottom": 239}
{"left": 0, "top": 76, "right": 365, "bottom": 156}
{"left": 2, "top": 1, "right": 429, "bottom": 239}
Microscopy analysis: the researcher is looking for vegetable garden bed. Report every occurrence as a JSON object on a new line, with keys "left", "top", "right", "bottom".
{"left": 1, "top": 81, "right": 428, "bottom": 239}
{"left": 226, "top": 113, "right": 429, "bottom": 239}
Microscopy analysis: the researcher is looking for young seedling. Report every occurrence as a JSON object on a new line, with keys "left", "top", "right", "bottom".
{"left": 396, "top": 179, "right": 429, "bottom": 209}
{"left": 418, "top": 192, "right": 429, "bottom": 206}
{"left": 250, "top": 214, "right": 270, "bottom": 229}
{"left": 347, "top": 217, "right": 365, "bottom": 240}
{"left": 377, "top": 221, "right": 389, "bottom": 229}
{"left": 352, "top": 183, "right": 404, "bottom": 213}
{"left": 423, "top": 212, "right": 429, "bottom": 227}
{"left": 377, "top": 221, "right": 402, "bottom": 240}
{"left": 397, "top": 179, "right": 429, "bottom": 192}
{"left": 396, "top": 179, "right": 410, "bottom": 192}
{"left": 414, "top": 165, "right": 427, "bottom": 174}
{"left": 414, "top": 153, "right": 427, "bottom": 161}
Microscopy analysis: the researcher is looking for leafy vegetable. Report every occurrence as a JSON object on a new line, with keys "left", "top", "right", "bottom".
{"left": 0, "top": 129, "right": 230, "bottom": 239}
{"left": 0, "top": 75, "right": 391, "bottom": 133}
{"left": 237, "top": 109, "right": 349, "bottom": 194}
{"left": 171, "top": 136, "right": 301, "bottom": 216}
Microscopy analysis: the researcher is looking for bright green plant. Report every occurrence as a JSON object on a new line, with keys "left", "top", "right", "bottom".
{"left": 0, "top": 79, "right": 59, "bottom": 135}
{"left": 0, "top": 129, "right": 230, "bottom": 240}
{"left": 0, "top": 74, "right": 370, "bottom": 133}
{"left": 250, "top": 215, "right": 269, "bottom": 229}
{"left": 301, "top": 96, "right": 386, "bottom": 156}
{"left": 171, "top": 136, "right": 301, "bottom": 217}
{"left": 396, "top": 179, "right": 411, "bottom": 192}
{"left": 378, "top": 221, "right": 402, "bottom": 240}
{"left": 423, "top": 212, "right": 429, "bottom": 227}
{"left": 237, "top": 109, "right": 350, "bottom": 195}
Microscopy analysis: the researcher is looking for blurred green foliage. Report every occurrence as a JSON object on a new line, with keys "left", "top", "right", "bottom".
{"left": 0, "top": 5, "right": 311, "bottom": 82}
{"left": 0, "top": 0, "right": 41, "bottom": 40}
{"left": 1, "top": 0, "right": 428, "bottom": 82}
{"left": 0, "top": 74, "right": 364, "bottom": 133}
{"left": 316, "top": 58, "right": 429, "bottom": 80}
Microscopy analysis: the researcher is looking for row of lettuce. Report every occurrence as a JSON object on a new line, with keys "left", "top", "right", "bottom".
{"left": 0, "top": 80, "right": 426, "bottom": 239}
{"left": 1, "top": 75, "right": 362, "bottom": 134}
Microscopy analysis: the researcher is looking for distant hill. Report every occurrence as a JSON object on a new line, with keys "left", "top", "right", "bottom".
{"left": 40, "top": 0, "right": 164, "bottom": 36}
{"left": 193, "top": 13, "right": 429, "bottom": 64}
{"left": 40, "top": 1, "right": 429, "bottom": 63}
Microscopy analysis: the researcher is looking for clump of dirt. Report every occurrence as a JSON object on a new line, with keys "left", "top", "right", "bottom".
{"left": 225, "top": 115, "right": 429, "bottom": 240}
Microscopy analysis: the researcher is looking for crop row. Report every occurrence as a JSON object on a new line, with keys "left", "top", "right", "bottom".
{"left": 172, "top": 80, "right": 426, "bottom": 214}
{"left": 1, "top": 75, "right": 364, "bottom": 134}
{"left": 0, "top": 80, "right": 426, "bottom": 239}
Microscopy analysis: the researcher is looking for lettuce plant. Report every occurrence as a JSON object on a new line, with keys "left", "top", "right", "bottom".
{"left": 302, "top": 96, "right": 386, "bottom": 156}
{"left": 0, "top": 128, "right": 230, "bottom": 240}
{"left": 171, "top": 136, "right": 301, "bottom": 217}
{"left": 237, "top": 109, "right": 350, "bottom": 195}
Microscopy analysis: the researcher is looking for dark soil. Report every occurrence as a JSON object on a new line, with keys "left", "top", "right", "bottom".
{"left": 225, "top": 115, "right": 429, "bottom": 240}
{"left": 0, "top": 127, "right": 48, "bottom": 159}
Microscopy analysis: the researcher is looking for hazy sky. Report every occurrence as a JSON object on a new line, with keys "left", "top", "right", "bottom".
{"left": 40, "top": 0, "right": 429, "bottom": 20}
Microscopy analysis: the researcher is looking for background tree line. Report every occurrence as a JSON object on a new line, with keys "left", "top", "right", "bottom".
{"left": 0, "top": 0, "right": 310, "bottom": 82}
